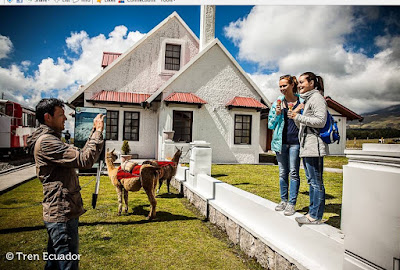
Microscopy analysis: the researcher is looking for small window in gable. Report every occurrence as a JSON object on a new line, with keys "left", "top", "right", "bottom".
{"left": 165, "top": 44, "right": 181, "bottom": 71}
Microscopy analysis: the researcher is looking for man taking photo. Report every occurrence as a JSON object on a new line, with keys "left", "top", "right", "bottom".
{"left": 27, "top": 98, "right": 105, "bottom": 270}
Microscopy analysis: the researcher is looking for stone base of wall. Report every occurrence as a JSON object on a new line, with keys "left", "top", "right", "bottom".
{"left": 178, "top": 181, "right": 300, "bottom": 270}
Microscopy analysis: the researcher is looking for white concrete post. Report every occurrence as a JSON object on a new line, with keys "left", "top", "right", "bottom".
{"left": 342, "top": 144, "right": 400, "bottom": 270}
{"left": 162, "top": 139, "right": 176, "bottom": 161}
{"left": 200, "top": 5, "right": 216, "bottom": 51}
{"left": 188, "top": 141, "right": 212, "bottom": 188}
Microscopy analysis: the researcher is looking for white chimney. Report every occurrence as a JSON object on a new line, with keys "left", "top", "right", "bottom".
{"left": 200, "top": 5, "right": 216, "bottom": 51}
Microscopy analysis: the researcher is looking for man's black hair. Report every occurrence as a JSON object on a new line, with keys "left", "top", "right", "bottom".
{"left": 36, "top": 98, "right": 65, "bottom": 124}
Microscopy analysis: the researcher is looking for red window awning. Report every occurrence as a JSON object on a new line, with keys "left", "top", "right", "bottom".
{"left": 226, "top": 96, "right": 267, "bottom": 110}
{"left": 164, "top": 92, "right": 207, "bottom": 105}
{"left": 88, "top": 91, "right": 150, "bottom": 104}
{"left": 101, "top": 52, "right": 121, "bottom": 68}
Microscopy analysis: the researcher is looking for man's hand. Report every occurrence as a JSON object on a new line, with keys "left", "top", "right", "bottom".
{"left": 93, "top": 114, "right": 105, "bottom": 133}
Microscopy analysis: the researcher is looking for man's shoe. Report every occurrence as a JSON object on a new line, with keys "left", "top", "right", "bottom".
{"left": 275, "top": 201, "right": 287, "bottom": 211}
{"left": 295, "top": 215, "right": 321, "bottom": 225}
{"left": 284, "top": 204, "right": 296, "bottom": 216}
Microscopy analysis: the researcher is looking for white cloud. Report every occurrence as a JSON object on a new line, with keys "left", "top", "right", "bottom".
{"left": 66, "top": 30, "right": 89, "bottom": 54}
{"left": 0, "top": 26, "right": 145, "bottom": 135}
{"left": 225, "top": 6, "right": 400, "bottom": 114}
{"left": 0, "top": 35, "right": 13, "bottom": 60}
{"left": 0, "top": 25, "right": 146, "bottom": 109}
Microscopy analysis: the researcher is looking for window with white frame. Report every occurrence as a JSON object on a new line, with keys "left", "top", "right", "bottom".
{"left": 234, "top": 115, "right": 252, "bottom": 145}
{"left": 123, "top": 112, "right": 140, "bottom": 141}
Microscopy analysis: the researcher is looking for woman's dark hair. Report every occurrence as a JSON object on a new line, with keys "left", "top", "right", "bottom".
{"left": 35, "top": 98, "right": 65, "bottom": 124}
{"left": 300, "top": 72, "right": 324, "bottom": 95}
{"left": 279, "top": 75, "right": 298, "bottom": 93}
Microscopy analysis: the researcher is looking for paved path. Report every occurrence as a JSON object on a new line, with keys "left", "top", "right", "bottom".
{"left": 0, "top": 165, "right": 36, "bottom": 194}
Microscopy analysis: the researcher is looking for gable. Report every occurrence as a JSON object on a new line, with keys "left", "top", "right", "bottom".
{"left": 68, "top": 12, "right": 199, "bottom": 107}
{"left": 147, "top": 39, "right": 271, "bottom": 109}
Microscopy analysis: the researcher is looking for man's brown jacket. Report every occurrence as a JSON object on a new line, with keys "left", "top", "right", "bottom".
{"left": 27, "top": 124, "right": 104, "bottom": 222}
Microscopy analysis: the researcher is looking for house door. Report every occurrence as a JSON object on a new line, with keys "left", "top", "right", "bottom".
{"left": 266, "top": 123, "right": 272, "bottom": 151}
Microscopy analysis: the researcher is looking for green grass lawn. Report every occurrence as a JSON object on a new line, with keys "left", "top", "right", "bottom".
{"left": 211, "top": 164, "right": 343, "bottom": 229}
{"left": 0, "top": 177, "right": 263, "bottom": 270}
{"left": 324, "top": 156, "right": 348, "bottom": 169}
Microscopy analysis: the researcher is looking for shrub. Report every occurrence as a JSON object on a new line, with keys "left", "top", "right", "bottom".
{"left": 121, "top": 140, "right": 131, "bottom": 154}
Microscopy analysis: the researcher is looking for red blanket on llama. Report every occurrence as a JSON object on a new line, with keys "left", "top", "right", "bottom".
{"left": 116, "top": 161, "right": 175, "bottom": 180}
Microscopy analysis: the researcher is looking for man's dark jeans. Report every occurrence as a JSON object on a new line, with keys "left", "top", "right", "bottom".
{"left": 44, "top": 218, "right": 79, "bottom": 270}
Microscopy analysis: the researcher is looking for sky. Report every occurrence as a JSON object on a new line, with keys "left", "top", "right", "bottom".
{"left": 0, "top": 5, "right": 400, "bottom": 133}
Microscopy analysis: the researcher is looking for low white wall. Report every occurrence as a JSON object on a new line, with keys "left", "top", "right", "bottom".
{"left": 174, "top": 165, "right": 345, "bottom": 270}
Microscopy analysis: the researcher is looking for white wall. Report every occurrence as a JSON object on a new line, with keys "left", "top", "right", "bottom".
{"left": 328, "top": 107, "right": 347, "bottom": 155}
{"left": 259, "top": 118, "right": 267, "bottom": 152}
{"left": 175, "top": 163, "right": 345, "bottom": 270}
{"left": 158, "top": 44, "right": 263, "bottom": 163}
{"left": 83, "top": 103, "right": 158, "bottom": 159}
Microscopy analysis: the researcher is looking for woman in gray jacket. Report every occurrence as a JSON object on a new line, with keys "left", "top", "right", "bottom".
{"left": 288, "top": 72, "right": 328, "bottom": 224}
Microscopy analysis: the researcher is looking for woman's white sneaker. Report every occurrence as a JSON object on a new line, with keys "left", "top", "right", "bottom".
{"left": 275, "top": 201, "right": 287, "bottom": 211}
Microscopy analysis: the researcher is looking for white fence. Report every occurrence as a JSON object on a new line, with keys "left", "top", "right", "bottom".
{"left": 172, "top": 142, "right": 344, "bottom": 270}
{"left": 173, "top": 142, "right": 400, "bottom": 270}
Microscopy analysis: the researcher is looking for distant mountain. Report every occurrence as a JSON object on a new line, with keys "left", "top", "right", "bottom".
{"left": 348, "top": 104, "right": 400, "bottom": 129}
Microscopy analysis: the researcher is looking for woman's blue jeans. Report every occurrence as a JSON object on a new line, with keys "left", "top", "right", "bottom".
{"left": 303, "top": 157, "right": 325, "bottom": 220}
{"left": 44, "top": 218, "right": 79, "bottom": 270}
{"left": 276, "top": 144, "right": 301, "bottom": 205}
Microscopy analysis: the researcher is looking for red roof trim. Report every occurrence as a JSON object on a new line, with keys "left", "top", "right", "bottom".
{"left": 101, "top": 52, "right": 122, "bottom": 68}
{"left": 88, "top": 91, "right": 150, "bottom": 104}
{"left": 325, "top": 96, "right": 363, "bottom": 121}
{"left": 226, "top": 96, "right": 267, "bottom": 110}
{"left": 164, "top": 92, "right": 207, "bottom": 105}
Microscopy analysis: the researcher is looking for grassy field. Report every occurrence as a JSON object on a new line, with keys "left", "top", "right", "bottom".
{"left": 0, "top": 177, "right": 263, "bottom": 270}
{"left": 324, "top": 156, "right": 348, "bottom": 169}
{"left": 211, "top": 164, "right": 343, "bottom": 229}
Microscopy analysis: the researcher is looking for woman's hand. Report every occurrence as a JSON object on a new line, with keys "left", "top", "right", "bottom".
{"left": 288, "top": 110, "right": 297, "bottom": 119}
{"left": 294, "top": 103, "right": 304, "bottom": 113}
{"left": 276, "top": 104, "right": 282, "bottom": 115}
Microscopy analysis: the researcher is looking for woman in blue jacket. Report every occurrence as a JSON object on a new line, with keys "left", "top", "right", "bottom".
{"left": 268, "top": 75, "right": 304, "bottom": 216}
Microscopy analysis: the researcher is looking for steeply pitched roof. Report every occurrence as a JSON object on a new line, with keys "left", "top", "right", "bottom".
{"left": 145, "top": 39, "right": 271, "bottom": 109}
{"left": 67, "top": 11, "right": 199, "bottom": 108}
{"left": 326, "top": 96, "right": 363, "bottom": 121}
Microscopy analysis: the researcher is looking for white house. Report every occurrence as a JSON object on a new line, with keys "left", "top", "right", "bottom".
{"left": 68, "top": 7, "right": 361, "bottom": 161}
{"left": 68, "top": 7, "right": 271, "bottom": 163}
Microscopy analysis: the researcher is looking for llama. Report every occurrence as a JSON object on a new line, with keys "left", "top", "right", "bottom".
{"left": 105, "top": 149, "right": 159, "bottom": 220}
{"left": 143, "top": 147, "right": 182, "bottom": 194}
